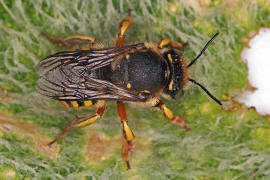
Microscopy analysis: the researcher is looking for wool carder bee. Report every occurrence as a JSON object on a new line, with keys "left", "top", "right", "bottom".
{"left": 37, "top": 9, "right": 221, "bottom": 169}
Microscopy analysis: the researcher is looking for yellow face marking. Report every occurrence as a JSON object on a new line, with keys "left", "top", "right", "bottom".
{"left": 126, "top": 54, "right": 130, "bottom": 60}
{"left": 120, "top": 21, "right": 130, "bottom": 35}
{"left": 167, "top": 69, "right": 170, "bottom": 77}
{"left": 159, "top": 39, "right": 170, "bottom": 48}
{"left": 70, "top": 101, "right": 79, "bottom": 108}
{"left": 60, "top": 101, "right": 69, "bottom": 108}
{"left": 167, "top": 54, "right": 173, "bottom": 63}
{"left": 163, "top": 105, "right": 174, "bottom": 120}
{"left": 127, "top": 83, "right": 131, "bottom": 89}
{"left": 75, "top": 115, "right": 100, "bottom": 128}
{"left": 169, "top": 80, "right": 174, "bottom": 91}
{"left": 83, "top": 100, "right": 93, "bottom": 107}
{"left": 123, "top": 121, "right": 135, "bottom": 141}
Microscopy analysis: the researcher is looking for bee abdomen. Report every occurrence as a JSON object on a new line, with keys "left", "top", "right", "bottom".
{"left": 59, "top": 100, "right": 97, "bottom": 108}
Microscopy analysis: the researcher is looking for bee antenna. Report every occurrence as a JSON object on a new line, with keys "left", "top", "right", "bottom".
{"left": 188, "top": 78, "right": 222, "bottom": 105}
{"left": 187, "top": 33, "right": 219, "bottom": 68}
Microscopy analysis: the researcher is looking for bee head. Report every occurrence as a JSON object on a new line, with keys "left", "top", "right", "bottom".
{"left": 162, "top": 33, "right": 222, "bottom": 105}
{"left": 163, "top": 50, "right": 188, "bottom": 99}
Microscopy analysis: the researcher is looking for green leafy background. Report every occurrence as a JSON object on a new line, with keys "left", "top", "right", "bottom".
{"left": 0, "top": 0, "right": 270, "bottom": 179}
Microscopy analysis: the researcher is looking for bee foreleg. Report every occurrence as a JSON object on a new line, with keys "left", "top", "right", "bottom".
{"left": 158, "top": 38, "right": 189, "bottom": 50}
{"left": 155, "top": 100, "right": 189, "bottom": 131}
{"left": 117, "top": 101, "right": 135, "bottom": 170}
{"left": 48, "top": 105, "right": 106, "bottom": 147}
{"left": 116, "top": 9, "right": 132, "bottom": 46}
{"left": 40, "top": 32, "right": 99, "bottom": 50}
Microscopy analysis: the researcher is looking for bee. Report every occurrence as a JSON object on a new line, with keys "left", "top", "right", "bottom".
{"left": 37, "top": 9, "right": 221, "bottom": 170}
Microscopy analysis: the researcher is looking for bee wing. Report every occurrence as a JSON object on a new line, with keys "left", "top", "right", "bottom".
{"left": 36, "top": 44, "right": 148, "bottom": 101}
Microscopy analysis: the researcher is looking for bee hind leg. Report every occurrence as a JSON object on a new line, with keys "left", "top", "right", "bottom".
{"left": 155, "top": 100, "right": 189, "bottom": 131}
{"left": 48, "top": 105, "right": 106, "bottom": 147}
{"left": 158, "top": 38, "right": 189, "bottom": 50}
{"left": 116, "top": 9, "right": 132, "bottom": 46}
{"left": 40, "top": 32, "right": 100, "bottom": 50}
{"left": 117, "top": 101, "right": 135, "bottom": 170}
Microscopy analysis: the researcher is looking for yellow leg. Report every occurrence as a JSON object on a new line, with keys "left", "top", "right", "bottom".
{"left": 158, "top": 38, "right": 189, "bottom": 50}
{"left": 116, "top": 9, "right": 132, "bottom": 47}
{"left": 40, "top": 32, "right": 100, "bottom": 50}
{"left": 48, "top": 105, "right": 106, "bottom": 146}
{"left": 155, "top": 100, "right": 189, "bottom": 131}
{"left": 117, "top": 101, "right": 135, "bottom": 170}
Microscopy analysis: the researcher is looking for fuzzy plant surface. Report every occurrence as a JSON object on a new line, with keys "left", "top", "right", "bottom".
{"left": 0, "top": 0, "right": 270, "bottom": 179}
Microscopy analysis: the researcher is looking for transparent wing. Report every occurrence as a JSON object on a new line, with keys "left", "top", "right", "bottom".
{"left": 36, "top": 43, "right": 149, "bottom": 101}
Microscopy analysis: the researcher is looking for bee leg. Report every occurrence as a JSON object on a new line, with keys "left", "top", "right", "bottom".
{"left": 40, "top": 32, "right": 99, "bottom": 50}
{"left": 158, "top": 39, "right": 189, "bottom": 50}
{"left": 116, "top": 9, "right": 132, "bottom": 46}
{"left": 155, "top": 100, "right": 190, "bottom": 131}
{"left": 117, "top": 101, "right": 135, "bottom": 170}
{"left": 48, "top": 105, "right": 106, "bottom": 147}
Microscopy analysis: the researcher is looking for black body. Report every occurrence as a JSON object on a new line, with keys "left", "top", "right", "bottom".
{"left": 36, "top": 43, "right": 184, "bottom": 102}
{"left": 112, "top": 50, "right": 168, "bottom": 92}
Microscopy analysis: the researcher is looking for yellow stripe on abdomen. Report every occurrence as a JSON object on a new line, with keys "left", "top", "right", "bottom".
{"left": 83, "top": 100, "right": 93, "bottom": 107}
{"left": 60, "top": 101, "right": 70, "bottom": 108}
{"left": 59, "top": 100, "right": 96, "bottom": 108}
{"left": 70, "top": 101, "right": 79, "bottom": 108}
